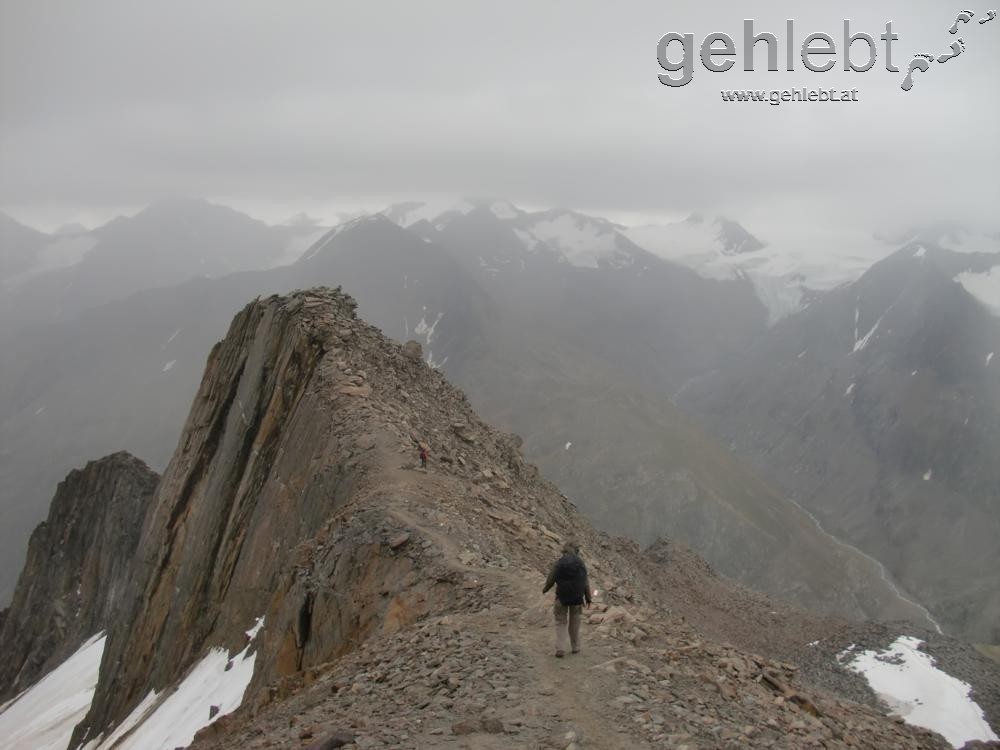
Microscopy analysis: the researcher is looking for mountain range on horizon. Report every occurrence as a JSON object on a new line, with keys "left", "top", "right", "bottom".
{"left": 6, "top": 196, "right": 997, "bottom": 326}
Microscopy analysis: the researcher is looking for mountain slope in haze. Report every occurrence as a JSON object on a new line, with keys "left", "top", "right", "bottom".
{"left": 681, "top": 240, "right": 1000, "bottom": 643}
{"left": 410, "top": 202, "right": 767, "bottom": 395}
{"left": 11, "top": 288, "right": 965, "bottom": 750}
{"left": 0, "top": 198, "right": 327, "bottom": 338}
{"left": 451, "top": 312, "right": 941, "bottom": 629}
{"left": 0, "top": 211, "right": 50, "bottom": 281}
{"left": 0, "top": 452, "right": 158, "bottom": 700}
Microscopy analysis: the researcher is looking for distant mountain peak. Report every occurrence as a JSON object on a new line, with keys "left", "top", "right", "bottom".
{"left": 122, "top": 197, "right": 269, "bottom": 233}
{"left": 481, "top": 199, "right": 522, "bottom": 220}
{"left": 280, "top": 211, "right": 324, "bottom": 228}
{"left": 341, "top": 212, "right": 400, "bottom": 232}
{"left": 381, "top": 198, "right": 527, "bottom": 229}
{"left": 140, "top": 195, "right": 213, "bottom": 214}
{"left": 714, "top": 217, "right": 766, "bottom": 255}
{"left": 509, "top": 208, "right": 638, "bottom": 269}
{"left": 0, "top": 210, "right": 48, "bottom": 238}
{"left": 297, "top": 212, "right": 415, "bottom": 263}
{"left": 381, "top": 199, "right": 475, "bottom": 228}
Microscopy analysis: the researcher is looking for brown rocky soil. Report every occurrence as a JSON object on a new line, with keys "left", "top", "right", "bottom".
{"left": 190, "top": 449, "right": 948, "bottom": 749}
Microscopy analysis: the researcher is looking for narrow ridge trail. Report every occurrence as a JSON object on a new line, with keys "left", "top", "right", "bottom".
{"left": 385, "top": 465, "right": 645, "bottom": 749}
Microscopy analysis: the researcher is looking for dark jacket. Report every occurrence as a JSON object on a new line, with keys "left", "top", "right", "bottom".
{"left": 542, "top": 553, "right": 592, "bottom": 606}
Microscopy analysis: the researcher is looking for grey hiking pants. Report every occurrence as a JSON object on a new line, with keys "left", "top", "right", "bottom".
{"left": 553, "top": 602, "right": 582, "bottom": 653}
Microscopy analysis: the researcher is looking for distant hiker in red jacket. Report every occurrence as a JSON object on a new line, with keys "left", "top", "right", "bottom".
{"left": 418, "top": 444, "right": 428, "bottom": 470}
{"left": 542, "top": 540, "right": 593, "bottom": 657}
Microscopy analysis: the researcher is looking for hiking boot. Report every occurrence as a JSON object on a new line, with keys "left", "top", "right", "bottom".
{"left": 555, "top": 650, "right": 565, "bottom": 658}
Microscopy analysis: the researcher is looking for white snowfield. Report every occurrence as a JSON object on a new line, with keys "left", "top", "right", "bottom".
{"left": 0, "top": 617, "right": 263, "bottom": 750}
{"left": 841, "top": 635, "right": 999, "bottom": 748}
{"left": 382, "top": 199, "right": 474, "bottom": 229}
{"left": 517, "top": 213, "right": 621, "bottom": 270}
{"left": 82, "top": 616, "right": 264, "bottom": 750}
{"left": 625, "top": 220, "right": 893, "bottom": 324}
{"left": 0, "top": 632, "right": 106, "bottom": 750}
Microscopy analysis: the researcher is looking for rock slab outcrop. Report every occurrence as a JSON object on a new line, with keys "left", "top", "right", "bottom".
{"left": 0, "top": 451, "right": 158, "bottom": 700}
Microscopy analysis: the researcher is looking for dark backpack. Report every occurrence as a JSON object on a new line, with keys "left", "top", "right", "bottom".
{"left": 553, "top": 554, "right": 588, "bottom": 606}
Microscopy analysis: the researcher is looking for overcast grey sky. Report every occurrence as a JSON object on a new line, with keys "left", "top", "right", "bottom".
{"left": 1, "top": 0, "right": 997, "bottom": 235}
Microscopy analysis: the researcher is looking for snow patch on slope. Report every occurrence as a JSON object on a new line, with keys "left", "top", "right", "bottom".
{"left": 520, "top": 214, "right": 621, "bottom": 269}
{"left": 841, "top": 636, "right": 998, "bottom": 748}
{"left": 625, "top": 221, "right": 893, "bottom": 324}
{"left": 413, "top": 311, "right": 447, "bottom": 369}
{"left": 414, "top": 311, "right": 443, "bottom": 344}
{"left": 854, "top": 314, "right": 885, "bottom": 353}
{"left": 512, "top": 228, "right": 540, "bottom": 251}
{"left": 382, "top": 200, "right": 475, "bottom": 228}
{"left": 488, "top": 201, "right": 521, "bottom": 220}
{"left": 0, "top": 632, "right": 106, "bottom": 750}
{"left": 84, "top": 616, "right": 264, "bottom": 750}
{"left": 745, "top": 273, "right": 806, "bottom": 325}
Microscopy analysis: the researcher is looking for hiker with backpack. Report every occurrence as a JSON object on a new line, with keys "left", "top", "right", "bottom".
{"left": 542, "top": 540, "right": 593, "bottom": 657}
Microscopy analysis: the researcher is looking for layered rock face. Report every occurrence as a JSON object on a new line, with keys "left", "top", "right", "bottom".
{"left": 0, "top": 452, "right": 158, "bottom": 700}
{"left": 72, "top": 288, "right": 500, "bottom": 745}
{"left": 62, "top": 288, "right": 990, "bottom": 749}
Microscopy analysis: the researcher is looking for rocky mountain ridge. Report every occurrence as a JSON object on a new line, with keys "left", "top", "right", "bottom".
{"left": 0, "top": 287, "right": 987, "bottom": 748}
